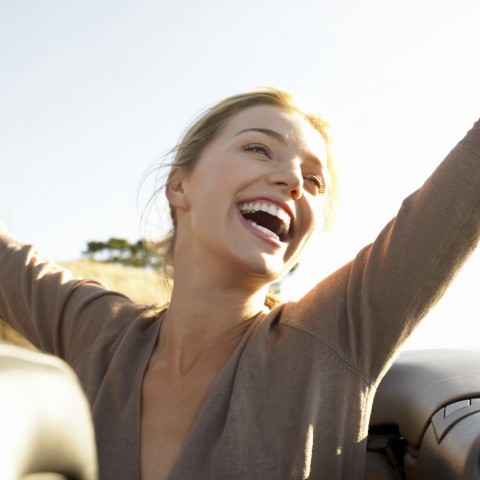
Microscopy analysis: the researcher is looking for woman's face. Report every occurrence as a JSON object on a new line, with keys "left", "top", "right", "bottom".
{"left": 170, "top": 105, "right": 329, "bottom": 286}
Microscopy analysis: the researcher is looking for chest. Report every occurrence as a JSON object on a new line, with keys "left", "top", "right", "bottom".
{"left": 139, "top": 359, "right": 224, "bottom": 480}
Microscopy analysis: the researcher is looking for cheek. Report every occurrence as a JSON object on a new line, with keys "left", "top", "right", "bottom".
{"left": 313, "top": 206, "right": 325, "bottom": 232}
{"left": 304, "top": 197, "right": 325, "bottom": 233}
{"left": 191, "top": 150, "right": 240, "bottom": 183}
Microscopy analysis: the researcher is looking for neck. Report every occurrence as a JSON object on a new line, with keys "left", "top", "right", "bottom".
{"left": 157, "top": 265, "right": 270, "bottom": 374}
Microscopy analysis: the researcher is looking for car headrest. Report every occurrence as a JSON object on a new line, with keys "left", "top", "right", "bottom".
{"left": 370, "top": 349, "right": 480, "bottom": 447}
{"left": 0, "top": 342, "right": 98, "bottom": 480}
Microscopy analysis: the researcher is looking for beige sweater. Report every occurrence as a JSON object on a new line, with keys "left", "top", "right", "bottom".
{"left": 1, "top": 121, "right": 480, "bottom": 479}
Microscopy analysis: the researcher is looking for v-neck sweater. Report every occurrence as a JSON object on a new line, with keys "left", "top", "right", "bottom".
{"left": 1, "top": 119, "right": 480, "bottom": 479}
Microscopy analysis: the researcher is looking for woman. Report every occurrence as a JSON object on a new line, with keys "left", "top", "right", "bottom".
{"left": 1, "top": 88, "right": 479, "bottom": 479}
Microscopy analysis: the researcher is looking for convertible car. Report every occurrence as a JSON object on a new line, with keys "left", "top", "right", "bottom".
{"left": 1, "top": 342, "right": 479, "bottom": 479}
{"left": 365, "top": 349, "right": 480, "bottom": 479}
{"left": 0, "top": 342, "right": 98, "bottom": 480}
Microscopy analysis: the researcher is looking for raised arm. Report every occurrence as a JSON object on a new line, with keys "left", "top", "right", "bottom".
{"left": 285, "top": 119, "right": 480, "bottom": 384}
{"left": 0, "top": 229, "right": 134, "bottom": 364}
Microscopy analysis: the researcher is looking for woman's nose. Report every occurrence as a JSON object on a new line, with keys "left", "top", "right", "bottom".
{"left": 268, "top": 160, "right": 303, "bottom": 200}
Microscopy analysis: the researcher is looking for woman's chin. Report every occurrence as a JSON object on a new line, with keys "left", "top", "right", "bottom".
{"left": 237, "top": 254, "right": 296, "bottom": 286}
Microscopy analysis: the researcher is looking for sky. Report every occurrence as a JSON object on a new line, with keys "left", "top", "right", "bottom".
{"left": 1, "top": 0, "right": 480, "bottom": 350}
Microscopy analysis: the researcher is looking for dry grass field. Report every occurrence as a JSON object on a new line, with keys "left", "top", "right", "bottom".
{"left": 0, "top": 259, "right": 170, "bottom": 348}
{"left": 61, "top": 259, "right": 170, "bottom": 305}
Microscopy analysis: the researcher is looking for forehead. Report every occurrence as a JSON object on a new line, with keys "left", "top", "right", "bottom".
{"left": 222, "top": 105, "right": 328, "bottom": 161}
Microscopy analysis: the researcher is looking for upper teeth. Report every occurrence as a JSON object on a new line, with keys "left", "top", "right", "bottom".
{"left": 239, "top": 201, "right": 292, "bottom": 233}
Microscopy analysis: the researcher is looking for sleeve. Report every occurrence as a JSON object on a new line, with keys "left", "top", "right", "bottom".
{"left": 285, "top": 119, "right": 480, "bottom": 384}
{"left": 0, "top": 232, "right": 138, "bottom": 365}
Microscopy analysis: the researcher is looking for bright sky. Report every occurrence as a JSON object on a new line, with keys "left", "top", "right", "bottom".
{"left": 1, "top": 0, "right": 479, "bottom": 350}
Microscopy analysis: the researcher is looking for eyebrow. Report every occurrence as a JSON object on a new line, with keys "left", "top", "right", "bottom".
{"left": 235, "top": 127, "right": 324, "bottom": 168}
{"left": 235, "top": 128, "right": 287, "bottom": 145}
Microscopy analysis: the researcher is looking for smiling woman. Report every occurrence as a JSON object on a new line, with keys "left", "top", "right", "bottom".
{"left": 0, "top": 87, "right": 479, "bottom": 480}
{"left": 149, "top": 89, "right": 338, "bottom": 295}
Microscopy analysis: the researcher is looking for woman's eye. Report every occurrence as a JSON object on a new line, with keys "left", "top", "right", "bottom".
{"left": 303, "top": 174, "right": 327, "bottom": 195}
{"left": 244, "top": 143, "right": 270, "bottom": 157}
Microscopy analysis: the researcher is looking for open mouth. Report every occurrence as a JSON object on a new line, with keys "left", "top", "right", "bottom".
{"left": 238, "top": 200, "right": 294, "bottom": 243}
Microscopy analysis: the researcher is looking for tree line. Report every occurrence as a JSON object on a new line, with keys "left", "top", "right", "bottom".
{"left": 83, "top": 238, "right": 160, "bottom": 268}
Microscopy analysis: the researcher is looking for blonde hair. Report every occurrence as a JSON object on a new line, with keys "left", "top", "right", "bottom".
{"left": 147, "top": 88, "right": 338, "bottom": 300}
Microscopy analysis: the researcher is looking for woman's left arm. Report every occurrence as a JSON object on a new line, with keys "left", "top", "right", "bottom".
{"left": 286, "top": 119, "right": 480, "bottom": 383}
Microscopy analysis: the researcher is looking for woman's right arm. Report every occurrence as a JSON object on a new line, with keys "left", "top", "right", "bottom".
{"left": 0, "top": 228, "right": 133, "bottom": 364}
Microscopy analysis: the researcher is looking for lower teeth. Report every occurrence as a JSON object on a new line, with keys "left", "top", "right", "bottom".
{"left": 246, "top": 219, "right": 280, "bottom": 241}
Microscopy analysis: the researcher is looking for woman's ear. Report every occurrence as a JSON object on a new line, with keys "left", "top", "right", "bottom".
{"left": 166, "top": 167, "right": 189, "bottom": 211}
